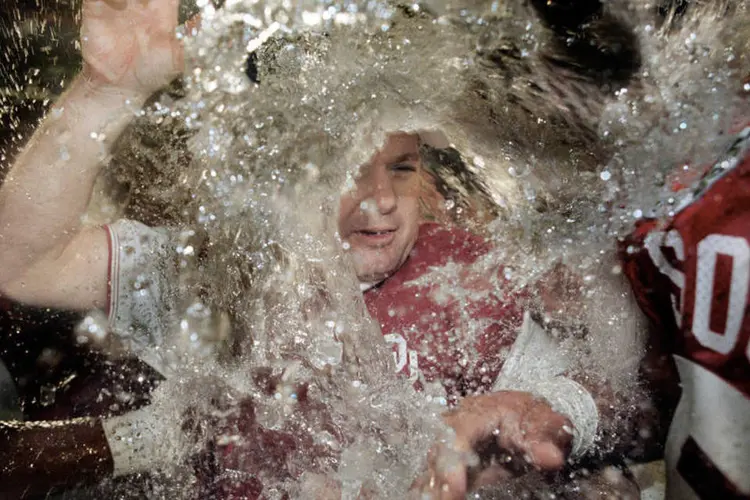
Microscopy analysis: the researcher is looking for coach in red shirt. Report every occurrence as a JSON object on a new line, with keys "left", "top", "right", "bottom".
{"left": 207, "top": 131, "right": 642, "bottom": 499}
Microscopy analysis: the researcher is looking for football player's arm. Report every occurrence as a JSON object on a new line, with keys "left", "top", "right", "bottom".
{"left": 543, "top": 308, "right": 657, "bottom": 462}
{"left": 0, "top": 0, "right": 184, "bottom": 312}
{"left": 505, "top": 271, "right": 660, "bottom": 461}
{"left": 0, "top": 77, "right": 132, "bottom": 313}
{"left": 410, "top": 275, "right": 644, "bottom": 497}
{"left": 0, "top": 405, "right": 187, "bottom": 498}
{"left": 506, "top": 264, "right": 652, "bottom": 461}
{"left": 561, "top": 359, "right": 664, "bottom": 462}
{"left": 0, "top": 418, "right": 113, "bottom": 498}
{"left": 488, "top": 322, "right": 633, "bottom": 463}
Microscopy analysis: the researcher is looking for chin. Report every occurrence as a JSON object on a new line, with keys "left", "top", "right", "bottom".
{"left": 354, "top": 266, "right": 392, "bottom": 283}
{"left": 352, "top": 253, "right": 399, "bottom": 283}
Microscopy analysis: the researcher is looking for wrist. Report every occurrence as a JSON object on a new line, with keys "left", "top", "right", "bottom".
{"left": 50, "top": 73, "right": 150, "bottom": 151}
{"left": 526, "top": 376, "right": 599, "bottom": 459}
{"left": 74, "top": 69, "right": 151, "bottom": 109}
{"left": 101, "top": 406, "right": 185, "bottom": 477}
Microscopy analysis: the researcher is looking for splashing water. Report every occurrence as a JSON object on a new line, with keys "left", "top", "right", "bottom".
{"left": 159, "top": 3, "right": 480, "bottom": 496}
{"left": 2, "top": 0, "right": 750, "bottom": 498}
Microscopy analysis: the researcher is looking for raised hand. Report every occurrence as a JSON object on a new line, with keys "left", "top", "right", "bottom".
{"left": 411, "top": 391, "right": 574, "bottom": 499}
{"left": 81, "top": 0, "right": 185, "bottom": 96}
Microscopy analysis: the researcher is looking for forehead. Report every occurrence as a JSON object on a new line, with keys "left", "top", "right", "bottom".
{"left": 366, "top": 132, "right": 421, "bottom": 166}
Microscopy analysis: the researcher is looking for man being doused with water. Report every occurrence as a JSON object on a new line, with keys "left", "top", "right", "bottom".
{"left": 207, "top": 130, "right": 647, "bottom": 498}
{"left": 0, "top": 0, "right": 648, "bottom": 498}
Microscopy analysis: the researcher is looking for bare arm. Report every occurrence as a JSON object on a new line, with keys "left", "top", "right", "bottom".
{"left": 0, "top": 79, "right": 144, "bottom": 310}
{"left": 0, "top": 404, "right": 187, "bottom": 497}
{"left": 0, "top": 0, "right": 182, "bottom": 311}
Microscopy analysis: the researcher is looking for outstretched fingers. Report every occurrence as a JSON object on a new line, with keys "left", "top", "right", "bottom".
{"left": 414, "top": 392, "right": 575, "bottom": 498}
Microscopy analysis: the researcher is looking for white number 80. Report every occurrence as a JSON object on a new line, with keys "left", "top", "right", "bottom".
{"left": 646, "top": 231, "right": 750, "bottom": 360}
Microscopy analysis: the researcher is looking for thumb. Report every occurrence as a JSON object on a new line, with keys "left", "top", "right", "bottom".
{"left": 526, "top": 441, "right": 567, "bottom": 471}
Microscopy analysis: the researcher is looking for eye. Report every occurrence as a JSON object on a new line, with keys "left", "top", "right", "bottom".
{"left": 389, "top": 163, "right": 417, "bottom": 174}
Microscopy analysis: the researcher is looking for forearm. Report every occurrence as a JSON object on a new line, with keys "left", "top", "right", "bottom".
{"left": 0, "top": 404, "right": 185, "bottom": 498}
{"left": 493, "top": 311, "right": 651, "bottom": 461}
{"left": 0, "top": 73, "right": 146, "bottom": 286}
{"left": 0, "top": 417, "right": 114, "bottom": 498}
{"left": 512, "top": 370, "right": 659, "bottom": 464}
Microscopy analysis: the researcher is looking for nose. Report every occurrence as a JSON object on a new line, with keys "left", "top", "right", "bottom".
{"left": 361, "top": 164, "right": 396, "bottom": 215}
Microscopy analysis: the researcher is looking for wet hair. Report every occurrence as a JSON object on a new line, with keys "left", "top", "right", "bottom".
{"left": 418, "top": 143, "right": 499, "bottom": 228}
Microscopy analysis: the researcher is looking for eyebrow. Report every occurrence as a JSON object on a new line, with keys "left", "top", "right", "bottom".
{"left": 386, "top": 153, "right": 420, "bottom": 164}
{"left": 360, "top": 152, "right": 420, "bottom": 171}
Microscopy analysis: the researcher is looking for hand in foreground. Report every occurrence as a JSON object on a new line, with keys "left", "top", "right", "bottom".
{"left": 411, "top": 390, "right": 574, "bottom": 499}
{"left": 81, "top": 0, "right": 192, "bottom": 95}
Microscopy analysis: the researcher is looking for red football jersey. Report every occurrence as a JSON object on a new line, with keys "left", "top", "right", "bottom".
{"left": 620, "top": 126, "right": 750, "bottom": 500}
{"left": 209, "top": 222, "right": 525, "bottom": 498}
{"left": 364, "top": 222, "right": 524, "bottom": 403}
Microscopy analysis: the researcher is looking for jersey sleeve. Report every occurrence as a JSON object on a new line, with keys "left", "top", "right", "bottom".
{"left": 104, "top": 219, "right": 180, "bottom": 375}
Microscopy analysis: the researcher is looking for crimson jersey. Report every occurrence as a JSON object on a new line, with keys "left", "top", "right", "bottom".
{"left": 364, "top": 223, "right": 524, "bottom": 403}
{"left": 620, "top": 126, "right": 750, "bottom": 500}
{"left": 209, "top": 223, "right": 525, "bottom": 498}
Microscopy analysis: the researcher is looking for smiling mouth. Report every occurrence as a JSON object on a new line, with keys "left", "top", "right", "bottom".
{"left": 352, "top": 228, "right": 397, "bottom": 246}
{"left": 358, "top": 229, "right": 395, "bottom": 236}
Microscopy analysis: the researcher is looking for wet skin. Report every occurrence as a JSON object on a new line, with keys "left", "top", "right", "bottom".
{"left": 338, "top": 132, "right": 425, "bottom": 283}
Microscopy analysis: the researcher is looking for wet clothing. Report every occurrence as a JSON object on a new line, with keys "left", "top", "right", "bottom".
{"left": 103, "top": 222, "right": 523, "bottom": 396}
{"left": 362, "top": 223, "right": 524, "bottom": 402}
{"left": 104, "top": 221, "right": 600, "bottom": 498}
{"left": 104, "top": 220, "right": 177, "bottom": 376}
{"left": 620, "top": 126, "right": 750, "bottom": 499}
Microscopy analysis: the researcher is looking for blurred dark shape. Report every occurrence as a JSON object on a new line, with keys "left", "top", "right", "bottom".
{"left": 529, "top": 0, "right": 640, "bottom": 87}
{"left": 656, "top": 0, "right": 691, "bottom": 20}
{"left": 0, "top": 0, "right": 81, "bottom": 163}
{"left": 0, "top": 300, "right": 161, "bottom": 421}
{"left": 246, "top": 51, "right": 260, "bottom": 84}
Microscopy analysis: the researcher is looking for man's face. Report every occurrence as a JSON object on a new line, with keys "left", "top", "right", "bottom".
{"left": 338, "top": 132, "right": 423, "bottom": 282}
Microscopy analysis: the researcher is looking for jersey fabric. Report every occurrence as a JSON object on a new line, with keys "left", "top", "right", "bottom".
{"left": 104, "top": 221, "right": 523, "bottom": 392}
{"left": 362, "top": 222, "right": 524, "bottom": 403}
{"left": 104, "top": 221, "right": 599, "bottom": 498}
{"left": 207, "top": 224, "right": 604, "bottom": 498}
{"left": 104, "top": 219, "right": 178, "bottom": 376}
{"left": 620, "top": 126, "right": 750, "bottom": 500}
